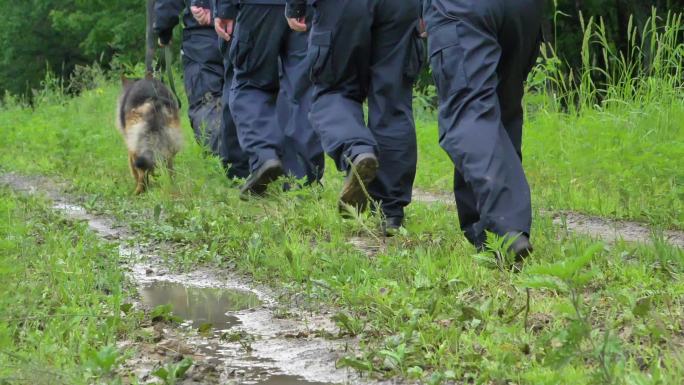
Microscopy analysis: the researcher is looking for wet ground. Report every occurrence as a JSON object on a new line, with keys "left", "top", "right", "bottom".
{"left": 0, "top": 173, "right": 379, "bottom": 385}
{"left": 127, "top": 250, "right": 362, "bottom": 385}
{"left": 137, "top": 282, "right": 336, "bottom": 385}
{"left": 1, "top": 172, "right": 682, "bottom": 384}
{"left": 412, "top": 188, "right": 684, "bottom": 248}
{"left": 139, "top": 282, "right": 260, "bottom": 330}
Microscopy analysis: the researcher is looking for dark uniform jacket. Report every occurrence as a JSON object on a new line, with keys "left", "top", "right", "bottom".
{"left": 284, "top": 0, "right": 381, "bottom": 18}
{"left": 154, "top": 0, "right": 216, "bottom": 44}
{"left": 215, "top": 0, "right": 288, "bottom": 19}
{"left": 284, "top": 0, "right": 308, "bottom": 18}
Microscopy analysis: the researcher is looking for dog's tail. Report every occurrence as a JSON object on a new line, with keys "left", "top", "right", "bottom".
{"left": 134, "top": 150, "right": 155, "bottom": 171}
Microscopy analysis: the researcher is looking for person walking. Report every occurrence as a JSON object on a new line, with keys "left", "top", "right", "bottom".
{"left": 214, "top": 0, "right": 325, "bottom": 199}
{"left": 285, "top": 0, "right": 425, "bottom": 234}
{"left": 422, "top": 0, "right": 543, "bottom": 258}
{"left": 154, "top": 0, "right": 249, "bottom": 179}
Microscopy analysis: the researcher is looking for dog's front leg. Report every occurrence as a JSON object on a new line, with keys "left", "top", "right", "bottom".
{"left": 166, "top": 158, "right": 175, "bottom": 181}
{"left": 135, "top": 169, "right": 148, "bottom": 195}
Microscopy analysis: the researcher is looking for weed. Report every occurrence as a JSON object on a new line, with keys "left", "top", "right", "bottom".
{"left": 150, "top": 304, "right": 182, "bottom": 324}
{"left": 0, "top": 191, "right": 133, "bottom": 384}
{"left": 151, "top": 357, "right": 193, "bottom": 385}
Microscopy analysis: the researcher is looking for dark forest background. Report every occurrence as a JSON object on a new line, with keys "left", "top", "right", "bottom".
{"left": 0, "top": 0, "right": 682, "bottom": 98}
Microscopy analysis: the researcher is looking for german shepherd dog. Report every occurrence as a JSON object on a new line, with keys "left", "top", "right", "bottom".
{"left": 116, "top": 77, "right": 183, "bottom": 194}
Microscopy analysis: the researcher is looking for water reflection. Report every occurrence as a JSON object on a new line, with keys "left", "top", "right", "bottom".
{"left": 140, "top": 281, "right": 261, "bottom": 329}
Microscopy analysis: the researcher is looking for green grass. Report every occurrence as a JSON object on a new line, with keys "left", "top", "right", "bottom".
{"left": 416, "top": 10, "right": 684, "bottom": 230}
{"left": 0, "top": 189, "right": 133, "bottom": 384}
{"left": 415, "top": 99, "right": 684, "bottom": 229}
{"left": 0, "top": 75, "right": 682, "bottom": 384}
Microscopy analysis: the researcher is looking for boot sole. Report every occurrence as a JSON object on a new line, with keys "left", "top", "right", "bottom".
{"left": 339, "top": 155, "right": 378, "bottom": 214}
{"left": 240, "top": 160, "right": 284, "bottom": 200}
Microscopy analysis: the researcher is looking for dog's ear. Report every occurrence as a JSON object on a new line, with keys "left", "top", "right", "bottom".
{"left": 121, "top": 75, "right": 136, "bottom": 89}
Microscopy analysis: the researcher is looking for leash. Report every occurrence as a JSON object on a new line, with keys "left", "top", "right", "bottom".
{"left": 145, "top": 0, "right": 183, "bottom": 108}
{"left": 160, "top": 45, "right": 183, "bottom": 109}
{"left": 145, "top": 0, "right": 156, "bottom": 78}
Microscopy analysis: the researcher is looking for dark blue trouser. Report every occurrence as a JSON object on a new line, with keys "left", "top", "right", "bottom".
{"left": 424, "top": 0, "right": 543, "bottom": 245}
{"left": 228, "top": 5, "right": 325, "bottom": 183}
{"left": 181, "top": 30, "right": 250, "bottom": 179}
{"left": 308, "top": 0, "right": 423, "bottom": 219}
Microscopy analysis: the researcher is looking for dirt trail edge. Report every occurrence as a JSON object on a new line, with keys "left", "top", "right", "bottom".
{"left": 1, "top": 173, "right": 393, "bottom": 385}
{"left": 413, "top": 189, "right": 684, "bottom": 249}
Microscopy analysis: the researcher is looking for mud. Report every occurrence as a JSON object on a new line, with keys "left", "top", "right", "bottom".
{"left": 1, "top": 172, "right": 389, "bottom": 385}
{"left": 3, "top": 172, "right": 681, "bottom": 384}
{"left": 411, "top": 189, "right": 454, "bottom": 206}
{"left": 129, "top": 253, "right": 365, "bottom": 384}
{"left": 139, "top": 282, "right": 261, "bottom": 329}
{"left": 552, "top": 211, "right": 684, "bottom": 248}
{"left": 347, "top": 236, "right": 385, "bottom": 257}
{"left": 411, "top": 188, "right": 684, "bottom": 249}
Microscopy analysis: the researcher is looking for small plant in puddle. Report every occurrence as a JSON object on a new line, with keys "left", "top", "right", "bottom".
{"left": 152, "top": 357, "right": 193, "bottom": 385}
{"left": 337, "top": 356, "right": 374, "bottom": 373}
{"left": 220, "top": 330, "right": 255, "bottom": 352}
{"left": 150, "top": 304, "right": 182, "bottom": 324}
{"left": 197, "top": 322, "right": 213, "bottom": 336}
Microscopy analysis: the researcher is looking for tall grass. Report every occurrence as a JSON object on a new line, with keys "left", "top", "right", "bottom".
{"left": 531, "top": 9, "right": 683, "bottom": 113}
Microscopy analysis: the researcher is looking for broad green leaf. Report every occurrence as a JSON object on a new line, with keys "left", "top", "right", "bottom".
{"left": 120, "top": 303, "right": 133, "bottom": 314}
{"left": 519, "top": 276, "right": 568, "bottom": 292}
{"left": 457, "top": 305, "right": 482, "bottom": 322}
{"left": 153, "top": 204, "right": 162, "bottom": 222}
{"left": 152, "top": 367, "right": 169, "bottom": 381}
{"left": 338, "top": 356, "right": 373, "bottom": 372}
{"left": 173, "top": 358, "right": 193, "bottom": 379}
{"left": 526, "top": 262, "right": 574, "bottom": 280}
{"left": 566, "top": 243, "right": 603, "bottom": 275}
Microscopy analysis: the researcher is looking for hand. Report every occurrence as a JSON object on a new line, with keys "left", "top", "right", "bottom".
{"left": 419, "top": 18, "right": 427, "bottom": 38}
{"left": 215, "top": 17, "right": 235, "bottom": 41}
{"left": 287, "top": 17, "right": 307, "bottom": 32}
{"left": 191, "top": 6, "right": 212, "bottom": 26}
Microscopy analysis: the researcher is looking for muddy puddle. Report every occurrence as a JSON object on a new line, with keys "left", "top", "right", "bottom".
{"left": 1, "top": 173, "right": 372, "bottom": 384}
{"left": 129, "top": 255, "right": 359, "bottom": 384}
{"left": 138, "top": 280, "right": 341, "bottom": 385}
{"left": 140, "top": 281, "right": 261, "bottom": 330}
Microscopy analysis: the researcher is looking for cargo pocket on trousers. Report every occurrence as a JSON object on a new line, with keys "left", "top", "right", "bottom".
{"left": 229, "top": 33, "right": 252, "bottom": 72}
{"left": 308, "top": 30, "right": 333, "bottom": 84}
{"left": 404, "top": 27, "right": 426, "bottom": 82}
{"left": 428, "top": 24, "right": 468, "bottom": 100}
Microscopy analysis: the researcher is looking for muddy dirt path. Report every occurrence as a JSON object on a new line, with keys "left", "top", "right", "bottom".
{"left": 1, "top": 173, "right": 388, "bottom": 385}
{"left": 413, "top": 189, "right": 684, "bottom": 249}
{"left": 2, "top": 172, "right": 681, "bottom": 383}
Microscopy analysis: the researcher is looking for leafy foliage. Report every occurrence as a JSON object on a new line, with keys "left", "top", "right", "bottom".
{"left": 152, "top": 357, "right": 193, "bottom": 385}
{"left": 2, "top": 0, "right": 683, "bottom": 99}
{"left": 0, "top": 0, "right": 144, "bottom": 97}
